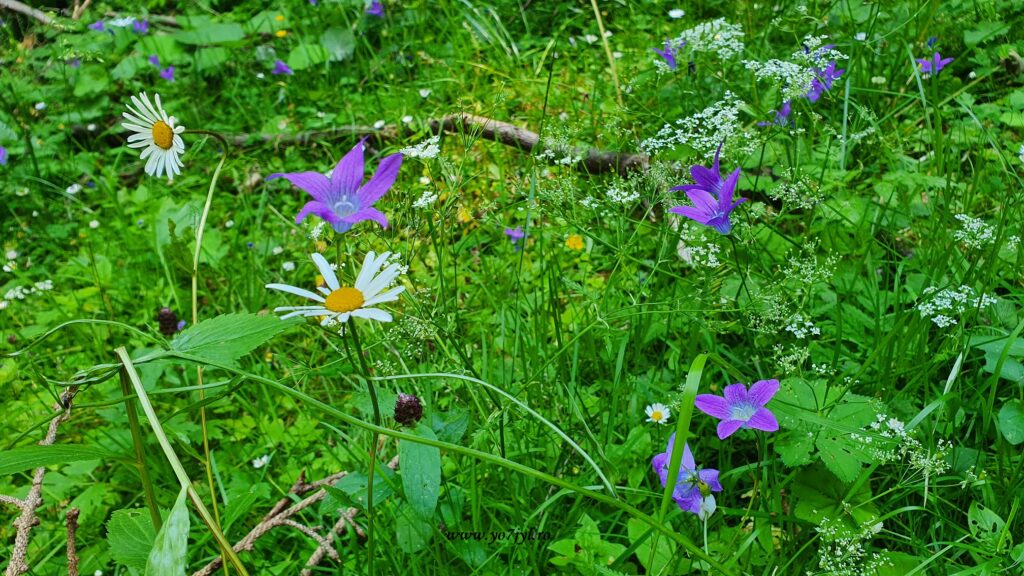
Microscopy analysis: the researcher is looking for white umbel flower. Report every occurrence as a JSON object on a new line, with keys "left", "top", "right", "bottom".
{"left": 121, "top": 92, "right": 186, "bottom": 181}
{"left": 267, "top": 252, "right": 405, "bottom": 325}
{"left": 645, "top": 403, "right": 671, "bottom": 425}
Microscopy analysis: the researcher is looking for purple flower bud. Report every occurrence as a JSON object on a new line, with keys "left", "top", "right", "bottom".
{"left": 366, "top": 0, "right": 384, "bottom": 17}
{"left": 148, "top": 54, "right": 160, "bottom": 67}
{"left": 272, "top": 59, "right": 293, "bottom": 75}
{"left": 394, "top": 393, "right": 423, "bottom": 426}
{"left": 88, "top": 20, "right": 105, "bottom": 31}
{"left": 159, "top": 66, "right": 175, "bottom": 82}
{"left": 133, "top": 19, "right": 149, "bottom": 34}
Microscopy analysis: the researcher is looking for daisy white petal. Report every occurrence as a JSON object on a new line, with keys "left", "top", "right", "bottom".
{"left": 311, "top": 253, "right": 340, "bottom": 290}
{"left": 266, "top": 283, "right": 327, "bottom": 302}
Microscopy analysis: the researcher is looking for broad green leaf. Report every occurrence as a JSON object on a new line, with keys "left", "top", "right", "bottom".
{"left": 395, "top": 510, "right": 433, "bottom": 553}
{"left": 111, "top": 56, "right": 141, "bottom": 81}
{"left": 399, "top": 423, "right": 441, "bottom": 519}
{"left": 627, "top": 518, "right": 675, "bottom": 575}
{"left": 774, "top": 430, "right": 815, "bottom": 466}
{"left": 963, "top": 21, "right": 1009, "bottom": 48}
{"left": 107, "top": 508, "right": 157, "bottom": 569}
{"left": 968, "top": 502, "right": 1008, "bottom": 551}
{"left": 431, "top": 409, "right": 470, "bottom": 444}
{"left": 330, "top": 468, "right": 396, "bottom": 509}
{"left": 997, "top": 400, "right": 1024, "bottom": 445}
{"left": 287, "top": 44, "right": 329, "bottom": 71}
{"left": 195, "top": 47, "right": 229, "bottom": 72}
{"left": 170, "top": 313, "right": 295, "bottom": 365}
{"left": 73, "top": 65, "right": 109, "bottom": 97}
{"left": 0, "top": 445, "right": 114, "bottom": 476}
{"left": 321, "top": 27, "right": 355, "bottom": 61}
{"left": 147, "top": 487, "right": 189, "bottom": 576}
{"left": 174, "top": 23, "right": 246, "bottom": 45}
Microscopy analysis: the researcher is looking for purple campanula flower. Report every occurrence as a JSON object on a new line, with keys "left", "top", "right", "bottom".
{"left": 695, "top": 379, "right": 780, "bottom": 439}
{"left": 651, "top": 434, "right": 722, "bottom": 518}
{"left": 0, "top": 146, "right": 7, "bottom": 165}
{"left": 133, "top": 19, "right": 149, "bottom": 34}
{"left": 159, "top": 66, "right": 175, "bottom": 82}
{"left": 917, "top": 52, "right": 954, "bottom": 75}
{"left": 366, "top": 0, "right": 384, "bottom": 17}
{"left": 758, "top": 100, "right": 791, "bottom": 127}
{"left": 669, "top": 145, "right": 746, "bottom": 235}
{"left": 805, "top": 61, "right": 844, "bottom": 102}
{"left": 653, "top": 39, "right": 679, "bottom": 70}
{"left": 268, "top": 138, "right": 403, "bottom": 233}
{"left": 272, "top": 59, "right": 293, "bottom": 75}
{"left": 504, "top": 227, "right": 525, "bottom": 245}
{"left": 148, "top": 54, "right": 160, "bottom": 66}
{"left": 88, "top": 20, "right": 105, "bottom": 31}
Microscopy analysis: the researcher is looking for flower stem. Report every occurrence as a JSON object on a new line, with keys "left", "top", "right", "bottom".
{"left": 728, "top": 235, "right": 751, "bottom": 305}
{"left": 118, "top": 368, "right": 161, "bottom": 531}
{"left": 347, "top": 321, "right": 380, "bottom": 576}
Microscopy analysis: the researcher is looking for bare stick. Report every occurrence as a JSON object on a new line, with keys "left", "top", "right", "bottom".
{"left": 0, "top": 0, "right": 55, "bottom": 25}
{"left": 66, "top": 507, "right": 80, "bottom": 576}
{"left": 70, "top": 0, "right": 90, "bottom": 20}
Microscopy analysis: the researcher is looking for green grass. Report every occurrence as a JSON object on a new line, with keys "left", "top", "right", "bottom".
{"left": 1, "top": 0, "right": 1023, "bottom": 574}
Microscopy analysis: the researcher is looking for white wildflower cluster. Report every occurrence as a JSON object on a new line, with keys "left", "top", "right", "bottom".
{"left": 743, "top": 36, "right": 846, "bottom": 99}
{"left": 785, "top": 314, "right": 820, "bottom": 339}
{"left": 537, "top": 133, "right": 584, "bottom": 167}
{"left": 384, "top": 252, "right": 409, "bottom": 278}
{"left": 1007, "top": 235, "right": 1021, "bottom": 250}
{"left": 580, "top": 196, "right": 600, "bottom": 209}
{"left": 412, "top": 190, "right": 439, "bottom": 209}
{"left": 308, "top": 220, "right": 328, "bottom": 240}
{"left": 1, "top": 280, "right": 54, "bottom": 310}
{"left": 674, "top": 19, "right": 745, "bottom": 59}
{"left": 952, "top": 214, "right": 995, "bottom": 249}
{"left": 251, "top": 454, "right": 271, "bottom": 469}
{"left": 605, "top": 183, "right": 639, "bottom": 205}
{"left": 783, "top": 241, "right": 838, "bottom": 287}
{"left": 401, "top": 135, "right": 441, "bottom": 159}
{"left": 815, "top": 518, "right": 890, "bottom": 576}
{"left": 916, "top": 285, "right": 996, "bottom": 328}
{"left": 675, "top": 222, "right": 722, "bottom": 268}
{"left": 639, "top": 91, "right": 757, "bottom": 159}
{"left": 868, "top": 414, "right": 952, "bottom": 480}
{"left": 767, "top": 170, "right": 824, "bottom": 209}
{"left": 749, "top": 292, "right": 792, "bottom": 334}
{"left": 771, "top": 343, "right": 810, "bottom": 374}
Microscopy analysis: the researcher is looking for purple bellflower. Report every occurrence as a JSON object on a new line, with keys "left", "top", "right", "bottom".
{"left": 366, "top": 0, "right": 384, "bottom": 17}
{"left": 805, "top": 61, "right": 844, "bottom": 102}
{"left": 268, "top": 138, "right": 403, "bottom": 233}
{"left": 669, "top": 145, "right": 746, "bottom": 235}
{"left": 133, "top": 19, "right": 149, "bottom": 34}
{"left": 88, "top": 20, "right": 105, "bottom": 31}
{"left": 758, "top": 100, "right": 792, "bottom": 127}
{"left": 651, "top": 434, "right": 722, "bottom": 518}
{"left": 917, "top": 52, "right": 953, "bottom": 75}
{"left": 653, "top": 39, "right": 679, "bottom": 70}
{"left": 272, "top": 59, "right": 294, "bottom": 75}
{"left": 504, "top": 227, "right": 525, "bottom": 250}
{"left": 695, "top": 379, "right": 780, "bottom": 439}
{"left": 159, "top": 66, "right": 175, "bottom": 82}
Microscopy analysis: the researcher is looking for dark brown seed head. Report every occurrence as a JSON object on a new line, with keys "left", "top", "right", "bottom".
{"left": 158, "top": 307, "right": 179, "bottom": 337}
{"left": 394, "top": 393, "right": 423, "bottom": 427}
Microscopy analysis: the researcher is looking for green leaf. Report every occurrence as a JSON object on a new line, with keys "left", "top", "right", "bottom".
{"left": 287, "top": 44, "right": 329, "bottom": 71}
{"left": 399, "top": 423, "right": 441, "bottom": 519}
{"left": 107, "top": 509, "right": 157, "bottom": 569}
{"left": 111, "top": 56, "right": 141, "bottom": 81}
{"left": 73, "top": 65, "right": 109, "bottom": 97}
{"left": 147, "top": 487, "right": 190, "bottom": 576}
{"left": 0, "top": 445, "right": 114, "bottom": 476}
{"left": 627, "top": 518, "right": 675, "bottom": 575}
{"left": 395, "top": 510, "right": 433, "bottom": 553}
{"left": 195, "top": 47, "right": 229, "bottom": 72}
{"left": 997, "top": 400, "right": 1024, "bottom": 445}
{"left": 963, "top": 21, "right": 1009, "bottom": 48}
{"left": 174, "top": 23, "right": 246, "bottom": 45}
{"left": 321, "top": 27, "right": 355, "bottom": 62}
{"left": 170, "top": 313, "right": 295, "bottom": 365}
{"left": 968, "top": 502, "right": 1008, "bottom": 551}
{"left": 330, "top": 468, "right": 396, "bottom": 509}
{"left": 774, "top": 430, "right": 815, "bottom": 466}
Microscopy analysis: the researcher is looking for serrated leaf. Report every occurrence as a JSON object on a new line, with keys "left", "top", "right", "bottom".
{"left": 399, "top": 424, "right": 441, "bottom": 519}
{"left": 774, "top": 430, "right": 815, "bottom": 466}
{"left": 0, "top": 445, "right": 114, "bottom": 476}
{"left": 170, "top": 313, "right": 294, "bottom": 365}
{"left": 321, "top": 27, "right": 355, "bottom": 61}
{"left": 997, "top": 400, "right": 1024, "bottom": 445}
{"left": 107, "top": 508, "right": 157, "bottom": 569}
{"left": 147, "top": 487, "right": 189, "bottom": 576}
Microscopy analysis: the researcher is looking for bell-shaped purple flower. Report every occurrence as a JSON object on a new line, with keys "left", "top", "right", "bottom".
{"left": 695, "top": 379, "right": 780, "bottom": 439}
{"left": 758, "top": 100, "right": 792, "bottom": 127}
{"left": 366, "top": 0, "right": 384, "bottom": 17}
{"left": 272, "top": 59, "right": 293, "bottom": 75}
{"left": 653, "top": 39, "right": 679, "bottom": 70}
{"left": 669, "top": 145, "right": 746, "bottom": 235}
{"left": 269, "top": 139, "right": 403, "bottom": 233}
{"left": 651, "top": 434, "right": 722, "bottom": 518}
{"left": 917, "top": 52, "right": 954, "bottom": 75}
{"left": 805, "top": 61, "right": 844, "bottom": 102}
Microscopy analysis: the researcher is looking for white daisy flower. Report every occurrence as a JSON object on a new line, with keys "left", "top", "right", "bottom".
{"left": 121, "top": 92, "right": 186, "bottom": 181}
{"left": 645, "top": 403, "right": 671, "bottom": 425}
{"left": 267, "top": 252, "right": 405, "bottom": 325}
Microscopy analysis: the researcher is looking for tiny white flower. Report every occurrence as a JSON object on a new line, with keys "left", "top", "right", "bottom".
{"left": 668, "top": 8, "right": 685, "bottom": 18}
{"left": 66, "top": 183, "right": 82, "bottom": 195}
{"left": 5, "top": 250, "right": 16, "bottom": 260}
{"left": 968, "top": 70, "right": 977, "bottom": 79}
{"left": 316, "top": 111, "right": 325, "bottom": 118}
{"left": 418, "top": 176, "right": 430, "bottom": 185}
{"left": 225, "top": 219, "right": 234, "bottom": 228}
{"left": 1018, "top": 144, "right": 1024, "bottom": 163}
{"left": 583, "top": 34, "right": 598, "bottom": 44}
{"left": 645, "top": 403, "right": 671, "bottom": 425}
{"left": 251, "top": 454, "right": 271, "bottom": 469}
{"left": 870, "top": 76, "right": 886, "bottom": 85}
{"left": 418, "top": 89, "right": 431, "bottom": 98}
{"left": 612, "top": 51, "right": 622, "bottom": 59}
{"left": 15, "top": 187, "right": 29, "bottom": 197}
{"left": 34, "top": 102, "right": 46, "bottom": 111}
{"left": 272, "top": 246, "right": 284, "bottom": 255}
{"left": 373, "top": 120, "right": 386, "bottom": 129}
{"left": 87, "top": 123, "right": 97, "bottom": 131}
{"left": 401, "top": 115, "right": 413, "bottom": 124}
{"left": 89, "top": 220, "right": 100, "bottom": 229}
{"left": 282, "top": 261, "right": 295, "bottom": 272}
{"left": 854, "top": 32, "right": 867, "bottom": 41}
{"left": 94, "top": 571, "right": 103, "bottom": 576}
{"left": 256, "top": 72, "right": 265, "bottom": 79}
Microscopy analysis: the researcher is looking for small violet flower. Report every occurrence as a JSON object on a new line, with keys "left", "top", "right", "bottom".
{"left": 651, "top": 434, "right": 722, "bottom": 518}
{"left": 148, "top": 54, "right": 160, "bottom": 66}
{"left": 268, "top": 138, "right": 403, "bottom": 233}
{"left": 366, "top": 0, "right": 384, "bottom": 17}
{"left": 133, "top": 19, "right": 149, "bottom": 34}
{"left": 695, "top": 379, "right": 780, "bottom": 439}
{"left": 272, "top": 59, "right": 293, "bottom": 75}
{"left": 669, "top": 145, "right": 746, "bottom": 235}
{"left": 758, "top": 100, "right": 791, "bottom": 127}
{"left": 653, "top": 39, "right": 679, "bottom": 71}
{"left": 504, "top": 227, "right": 525, "bottom": 248}
{"left": 159, "top": 66, "right": 175, "bottom": 82}
{"left": 0, "top": 146, "right": 7, "bottom": 165}
{"left": 917, "top": 52, "right": 954, "bottom": 75}
{"left": 88, "top": 20, "right": 105, "bottom": 31}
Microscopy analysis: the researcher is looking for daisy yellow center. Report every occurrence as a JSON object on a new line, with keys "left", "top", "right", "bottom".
{"left": 651, "top": 410, "right": 663, "bottom": 421}
{"left": 324, "top": 287, "right": 364, "bottom": 313}
{"left": 152, "top": 120, "right": 174, "bottom": 150}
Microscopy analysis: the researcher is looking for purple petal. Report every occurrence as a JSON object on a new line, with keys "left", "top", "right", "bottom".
{"left": 357, "top": 152, "right": 403, "bottom": 206}
{"left": 698, "top": 468, "right": 722, "bottom": 492}
{"left": 673, "top": 488, "right": 702, "bottom": 515}
{"left": 681, "top": 443, "right": 695, "bottom": 471}
{"left": 722, "top": 383, "right": 747, "bottom": 404}
{"left": 747, "top": 379, "right": 780, "bottom": 407}
{"left": 746, "top": 407, "right": 779, "bottom": 432}
{"left": 331, "top": 139, "right": 366, "bottom": 200}
{"left": 717, "top": 419, "right": 745, "bottom": 439}
{"left": 295, "top": 200, "right": 342, "bottom": 225}
{"left": 652, "top": 453, "right": 669, "bottom": 486}
{"left": 669, "top": 205, "right": 711, "bottom": 224}
{"left": 268, "top": 172, "right": 332, "bottom": 204}
{"left": 685, "top": 189, "right": 718, "bottom": 214}
{"left": 718, "top": 167, "right": 742, "bottom": 206}
{"left": 694, "top": 394, "right": 731, "bottom": 419}
{"left": 342, "top": 206, "right": 388, "bottom": 228}
{"left": 689, "top": 164, "right": 722, "bottom": 194}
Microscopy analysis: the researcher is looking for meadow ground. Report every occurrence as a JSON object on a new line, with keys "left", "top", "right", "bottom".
{"left": 1, "top": 0, "right": 1023, "bottom": 574}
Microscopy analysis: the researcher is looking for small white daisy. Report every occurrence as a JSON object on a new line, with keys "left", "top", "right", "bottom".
{"left": 267, "top": 252, "right": 405, "bottom": 325}
{"left": 645, "top": 403, "right": 671, "bottom": 425}
{"left": 401, "top": 115, "right": 413, "bottom": 124}
{"left": 121, "top": 92, "right": 186, "bottom": 181}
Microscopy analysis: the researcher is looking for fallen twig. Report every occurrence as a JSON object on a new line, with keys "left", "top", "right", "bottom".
{"left": 0, "top": 0, "right": 54, "bottom": 25}
{"left": 66, "top": 507, "right": 80, "bottom": 576}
